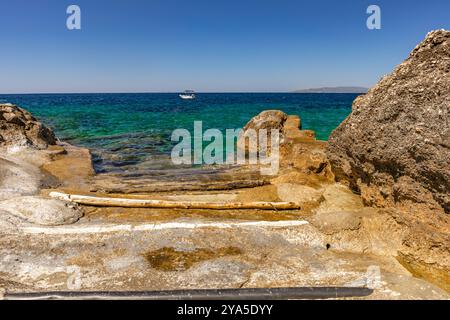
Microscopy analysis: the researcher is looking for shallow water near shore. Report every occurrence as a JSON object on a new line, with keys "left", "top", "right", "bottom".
{"left": 0, "top": 93, "right": 356, "bottom": 174}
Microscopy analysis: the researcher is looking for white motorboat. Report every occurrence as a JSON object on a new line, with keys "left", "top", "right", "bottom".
{"left": 179, "top": 90, "right": 196, "bottom": 100}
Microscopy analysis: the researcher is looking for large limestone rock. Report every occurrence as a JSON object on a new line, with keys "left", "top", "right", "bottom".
{"left": 0, "top": 104, "right": 57, "bottom": 149}
{"left": 238, "top": 110, "right": 315, "bottom": 148}
{"left": 237, "top": 110, "right": 288, "bottom": 156}
{"left": 239, "top": 110, "right": 334, "bottom": 181}
{"left": 327, "top": 30, "right": 450, "bottom": 214}
{"left": 326, "top": 30, "right": 450, "bottom": 291}
{"left": 242, "top": 110, "right": 289, "bottom": 134}
{"left": 0, "top": 196, "right": 83, "bottom": 226}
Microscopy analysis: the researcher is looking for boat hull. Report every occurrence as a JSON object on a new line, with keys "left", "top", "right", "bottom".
{"left": 179, "top": 94, "right": 195, "bottom": 100}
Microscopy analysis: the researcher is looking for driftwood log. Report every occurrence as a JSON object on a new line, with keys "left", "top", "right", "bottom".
{"left": 49, "top": 192, "right": 301, "bottom": 210}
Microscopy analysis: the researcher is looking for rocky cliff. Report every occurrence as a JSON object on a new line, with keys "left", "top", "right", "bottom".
{"left": 327, "top": 30, "right": 450, "bottom": 215}
{"left": 0, "top": 104, "right": 57, "bottom": 149}
{"left": 326, "top": 30, "right": 450, "bottom": 291}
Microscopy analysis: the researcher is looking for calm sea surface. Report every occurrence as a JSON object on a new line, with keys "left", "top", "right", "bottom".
{"left": 0, "top": 93, "right": 357, "bottom": 173}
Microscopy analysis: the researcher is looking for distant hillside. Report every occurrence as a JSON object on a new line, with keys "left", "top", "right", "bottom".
{"left": 293, "top": 86, "right": 368, "bottom": 93}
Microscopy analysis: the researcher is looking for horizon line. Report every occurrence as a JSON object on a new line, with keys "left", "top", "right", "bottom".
{"left": 0, "top": 91, "right": 368, "bottom": 95}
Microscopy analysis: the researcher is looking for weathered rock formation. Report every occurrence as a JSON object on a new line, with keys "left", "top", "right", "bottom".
{"left": 326, "top": 30, "right": 450, "bottom": 291}
{"left": 0, "top": 104, "right": 57, "bottom": 149}
{"left": 237, "top": 110, "right": 288, "bottom": 156}
{"left": 238, "top": 110, "right": 316, "bottom": 147}
{"left": 242, "top": 110, "right": 289, "bottom": 133}
{"left": 0, "top": 105, "right": 85, "bottom": 229}
{"left": 237, "top": 110, "right": 334, "bottom": 186}
{"left": 327, "top": 30, "right": 450, "bottom": 215}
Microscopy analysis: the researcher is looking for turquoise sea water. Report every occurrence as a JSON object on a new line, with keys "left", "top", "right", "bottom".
{"left": 0, "top": 93, "right": 357, "bottom": 173}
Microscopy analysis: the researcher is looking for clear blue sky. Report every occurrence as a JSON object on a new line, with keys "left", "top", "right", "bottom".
{"left": 0, "top": 0, "right": 449, "bottom": 93}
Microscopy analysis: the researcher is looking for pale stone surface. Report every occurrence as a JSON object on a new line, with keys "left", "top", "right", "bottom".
{"left": 276, "top": 183, "right": 322, "bottom": 203}
{"left": 0, "top": 196, "right": 83, "bottom": 226}
{"left": 315, "top": 183, "right": 364, "bottom": 213}
{"left": 0, "top": 157, "right": 41, "bottom": 201}
{"left": 1, "top": 221, "right": 448, "bottom": 299}
{"left": 311, "top": 211, "right": 361, "bottom": 235}
{"left": 0, "top": 210, "right": 22, "bottom": 234}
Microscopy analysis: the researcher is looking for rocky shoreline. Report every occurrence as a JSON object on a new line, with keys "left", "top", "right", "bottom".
{"left": 0, "top": 30, "right": 449, "bottom": 299}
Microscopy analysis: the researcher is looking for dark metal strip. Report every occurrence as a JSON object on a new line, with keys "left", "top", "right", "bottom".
{"left": 5, "top": 287, "right": 373, "bottom": 300}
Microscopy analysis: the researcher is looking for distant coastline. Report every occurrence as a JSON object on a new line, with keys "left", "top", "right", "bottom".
{"left": 293, "top": 86, "right": 368, "bottom": 94}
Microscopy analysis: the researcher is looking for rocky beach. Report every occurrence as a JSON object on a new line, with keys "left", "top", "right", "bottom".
{"left": 0, "top": 30, "right": 449, "bottom": 300}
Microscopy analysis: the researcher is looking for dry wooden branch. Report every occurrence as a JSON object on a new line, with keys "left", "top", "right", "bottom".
{"left": 49, "top": 192, "right": 301, "bottom": 210}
